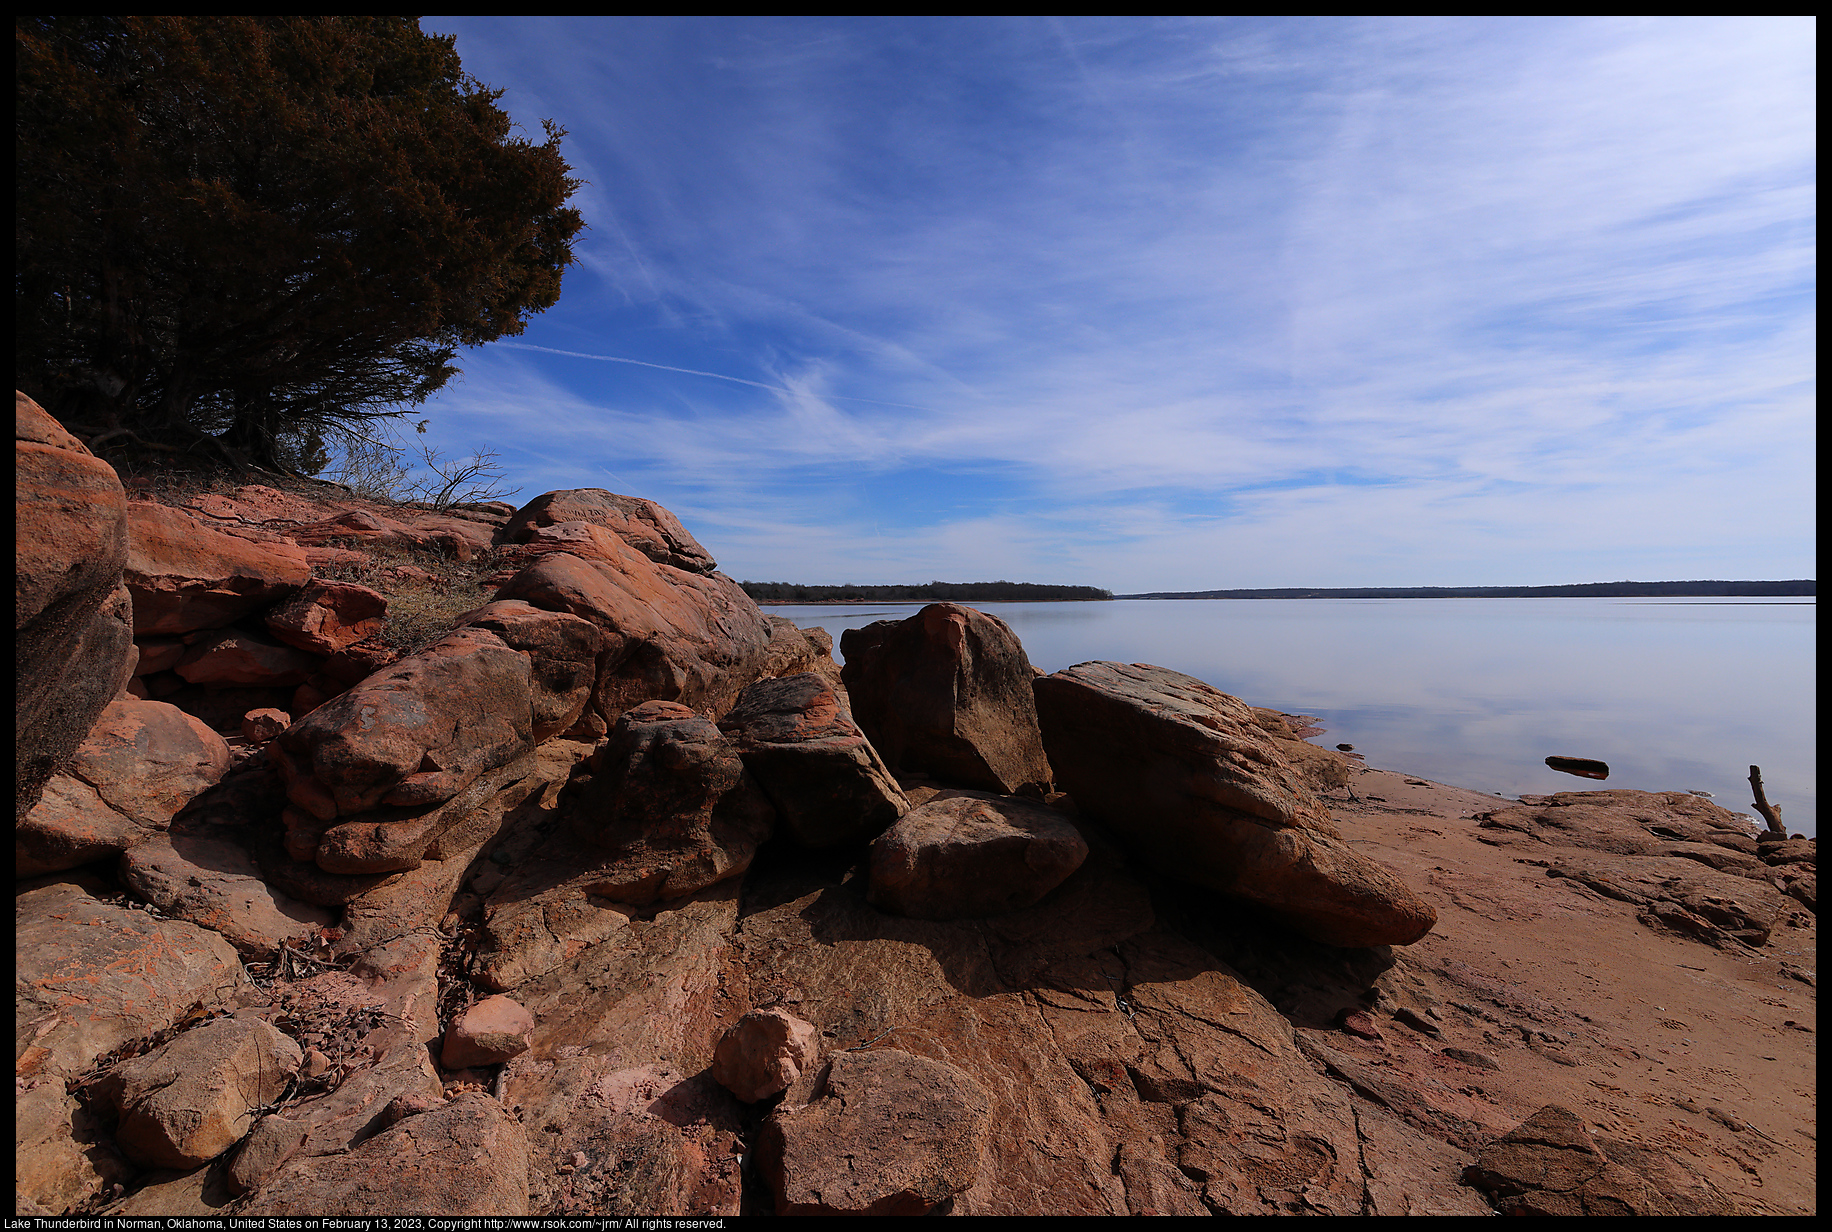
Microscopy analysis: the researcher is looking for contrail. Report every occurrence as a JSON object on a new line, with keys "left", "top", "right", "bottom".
{"left": 496, "top": 342, "right": 934, "bottom": 411}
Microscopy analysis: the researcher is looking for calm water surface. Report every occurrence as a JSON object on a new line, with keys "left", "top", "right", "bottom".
{"left": 766, "top": 598, "right": 1816, "bottom": 835}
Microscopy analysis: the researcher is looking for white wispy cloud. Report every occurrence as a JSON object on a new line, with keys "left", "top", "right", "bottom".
{"left": 414, "top": 15, "right": 1814, "bottom": 589}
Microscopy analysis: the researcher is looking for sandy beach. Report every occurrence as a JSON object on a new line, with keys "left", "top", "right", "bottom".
{"left": 1296, "top": 764, "right": 1816, "bottom": 1214}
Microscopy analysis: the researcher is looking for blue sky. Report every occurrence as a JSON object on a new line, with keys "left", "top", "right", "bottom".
{"left": 410, "top": 16, "right": 1815, "bottom": 592}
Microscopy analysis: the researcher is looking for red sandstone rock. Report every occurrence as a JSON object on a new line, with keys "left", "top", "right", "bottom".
{"left": 124, "top": 501, "right": 310, "bottom": 635}
{"left": 119, "top": 827, "right": 338, "bottom": 959}
{"left": 241, "top": 707, "right": 291, "bottom": 743}
{"left": 14, "top": 876, "right": 246, "bottom": 1081}
{"left": 504, "top": 488, "right": 719, "bottom": 575}
{"left": 1465, "top": 1104, "right": 1735, "bottom": 1215}
{"left": 566, "top": 701, "right": 774, "bottom": 904}
{"left": 455, "top": 599, "right": 606, "bottom": 741}
{"left": 711, "top": 1009, "right": 817, "bottom": 1103}
{"left": 759, "top": 1049, "right": 992, "bottom": 1215}
{"left": 100, "top": 1016, "right": 302, "bottom": 1170}
{"left": 1033, "top": 662, "right": 1436, "bottom": 948}
{"left": 273, "top": 628, "right": 536, "bottom": 873}
{"left": 441, "top": 995, "right": 536, "bottom": 1068}
{"left": 287, "top": 508, "right": 477, "bottom": 561}
{"left": 496, "top": 547, "right": 774, "bottom": 724}
{"left": 16, "top": 392, "right": 135, "bottom": 820}
{"left": 133, "top": 637, "right": 187, "bottom": 676}
{"left": 264, "top": 580, "right": 388, "bottom": 655}
{"left": 839, "top": 603, "right": 1053, "bottom": 797}
{"left": 867, "top": 791, "right": 1088, "bottom": 920}
{"left": 175, "top": 626, "right": 320, "bottom": 687}
{"left": 240, "top": 1092, "right": 530, "bottom": 1216}
{"left": 18, "top": 697, "right": 233, "bottom": 876}
{"left": 718, "top": 672, "right": 908, "bottom": 848}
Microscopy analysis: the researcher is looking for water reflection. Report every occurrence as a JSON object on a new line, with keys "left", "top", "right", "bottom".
{"left": 766, "top": 598, "right": 1816, "bottom": 834}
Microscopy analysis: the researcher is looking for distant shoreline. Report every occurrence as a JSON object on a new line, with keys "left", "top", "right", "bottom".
{"left": 1118, "top": 581, "right": 1814, "bottom": 600}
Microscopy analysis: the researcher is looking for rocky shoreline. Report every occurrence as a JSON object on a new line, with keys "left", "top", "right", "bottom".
{"left": 16, "top": 392, "right": 1816, "bottom": 1216}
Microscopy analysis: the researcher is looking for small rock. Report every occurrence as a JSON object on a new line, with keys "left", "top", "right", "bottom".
{"left": 1336, "top": 1008, "right": 1383, "bottom": 1041}
{"left": 711, "top": 1008, "right": 818, "bottom": 1103}
{"left": 241, "top": 707, "right": 292, "bottom": 743}
{"left": 441, "top": 995, "right": 535, "bottom": 1069}
{"left": 1392, "top": 1007, "right": 1442, "bottom": 1038}
{"left": 302, "top": 1049, "right": 332, "bottom": 1077}
{"left": 1441, "top": 1047, "right": 1500, "bottom": 1071}
{"left": 382, "top": 1090, "right": 447, "bottom": 1127}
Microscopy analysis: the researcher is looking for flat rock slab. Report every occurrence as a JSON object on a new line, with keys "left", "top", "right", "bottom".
{"left": 1034, "top": 662, "right": 1436, "bottom": 947}
{"left": 241, "top": 1092, "right": 529, "bottom": 1216}
{"left": 124, "top": 501, "right": 309, "bottom": 636}
{"left": 15, "top": 876, "right": 246, "bottom": 1080}
{"left": 1475, "top": 791, "right": 1764, "bottom": 858}
{"left": 867, "top": 790, "right": 1088, "bottom": 920}
{"left": 1547, "top": 852, "right": 1795, "bottom": 947}
{"left": 759, "top": 1048, "right": 992, "bottom": 1215}
{"left": 1466, "top": 1104, "right": 1736, "bottom": 1216}
{"left": 495, "top": 883, "right": 748, "bottom": 1217}
{"left": 119, "top": 828, "right": 337, "bottom": 959}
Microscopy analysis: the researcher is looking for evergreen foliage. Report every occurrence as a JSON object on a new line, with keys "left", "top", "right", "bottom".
{"left": 15, "top": 16, "right": 584, "bottom": 471}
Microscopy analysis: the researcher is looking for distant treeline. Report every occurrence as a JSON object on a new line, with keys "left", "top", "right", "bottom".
{"left": 1119, "top": 580, "right": 1816, "bottom": 599}
{"left": 742, "top": 580, "right": 1114, "bottom": 602}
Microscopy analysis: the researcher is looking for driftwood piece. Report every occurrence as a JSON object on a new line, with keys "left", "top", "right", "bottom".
{"left": 1748, "top": 766, "right": 1786, "bottom": 836}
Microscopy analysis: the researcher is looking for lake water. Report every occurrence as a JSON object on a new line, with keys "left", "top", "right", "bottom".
{"left": 764, "top": 597, "right": 1817, "bottom": 836}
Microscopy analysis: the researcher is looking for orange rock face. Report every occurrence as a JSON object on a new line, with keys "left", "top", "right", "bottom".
{"left": 16, "top": 392, "right": 135, "bottom": 820}
{"left": 124, "top": 501, "right": 309, "bottom": 635}
{"left": 1034, "top": 661, "right": 1437, "bottom": 948}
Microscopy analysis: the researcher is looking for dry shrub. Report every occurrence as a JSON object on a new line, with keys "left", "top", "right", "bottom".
{"left": 311, "top": 540, "right": 505, "bottom": 657}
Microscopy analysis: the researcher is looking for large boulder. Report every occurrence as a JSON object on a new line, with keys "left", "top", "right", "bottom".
{"left": 240, "top": 1092, "right": 530, "bottom": 1216}
{"left": 15, "top": 875, "right": 246, "bottom": 1082}
{"left": 564, "top": 701, "right": 775, "bottom": 904}
{"left": 503, "top": 488, "right": 719, "bottom": 575}
{"left": 867, "top": 791, "right": 1088, "bottom": 920}
{"left": 496, "top": 546, "right": 774, "bottom": 725}
{"left": 271, "top": 627, "right": 536, "bottom": 874}
{"left": 718, "top": 672, "right": 908, "bottom": 848}
{"left": 18, "top": 697, "right": 233, "bottom": 877}
{"left": 99, "top": 1017, "right": 302, "bottom": 1171}
{"left": 758, "top": 1049, "right": 993, "bottom": 1215}
{"left": 1033, "top": 662, "right": 1436, "bottom": 948}
{"left": 124, "top": 501, "right": 309, "bottom": 636}
{"left": 839, "top": 603, "right": 1053, "bottom": 797}
{"left": 1464, "top": 1104, "right": 1736, "bottom": 1216}
{"left": 16, "top": 392, "right": 135, "bottom": 821}
{"left": 454, "top": 600, "right": 606, "bottom": 741}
